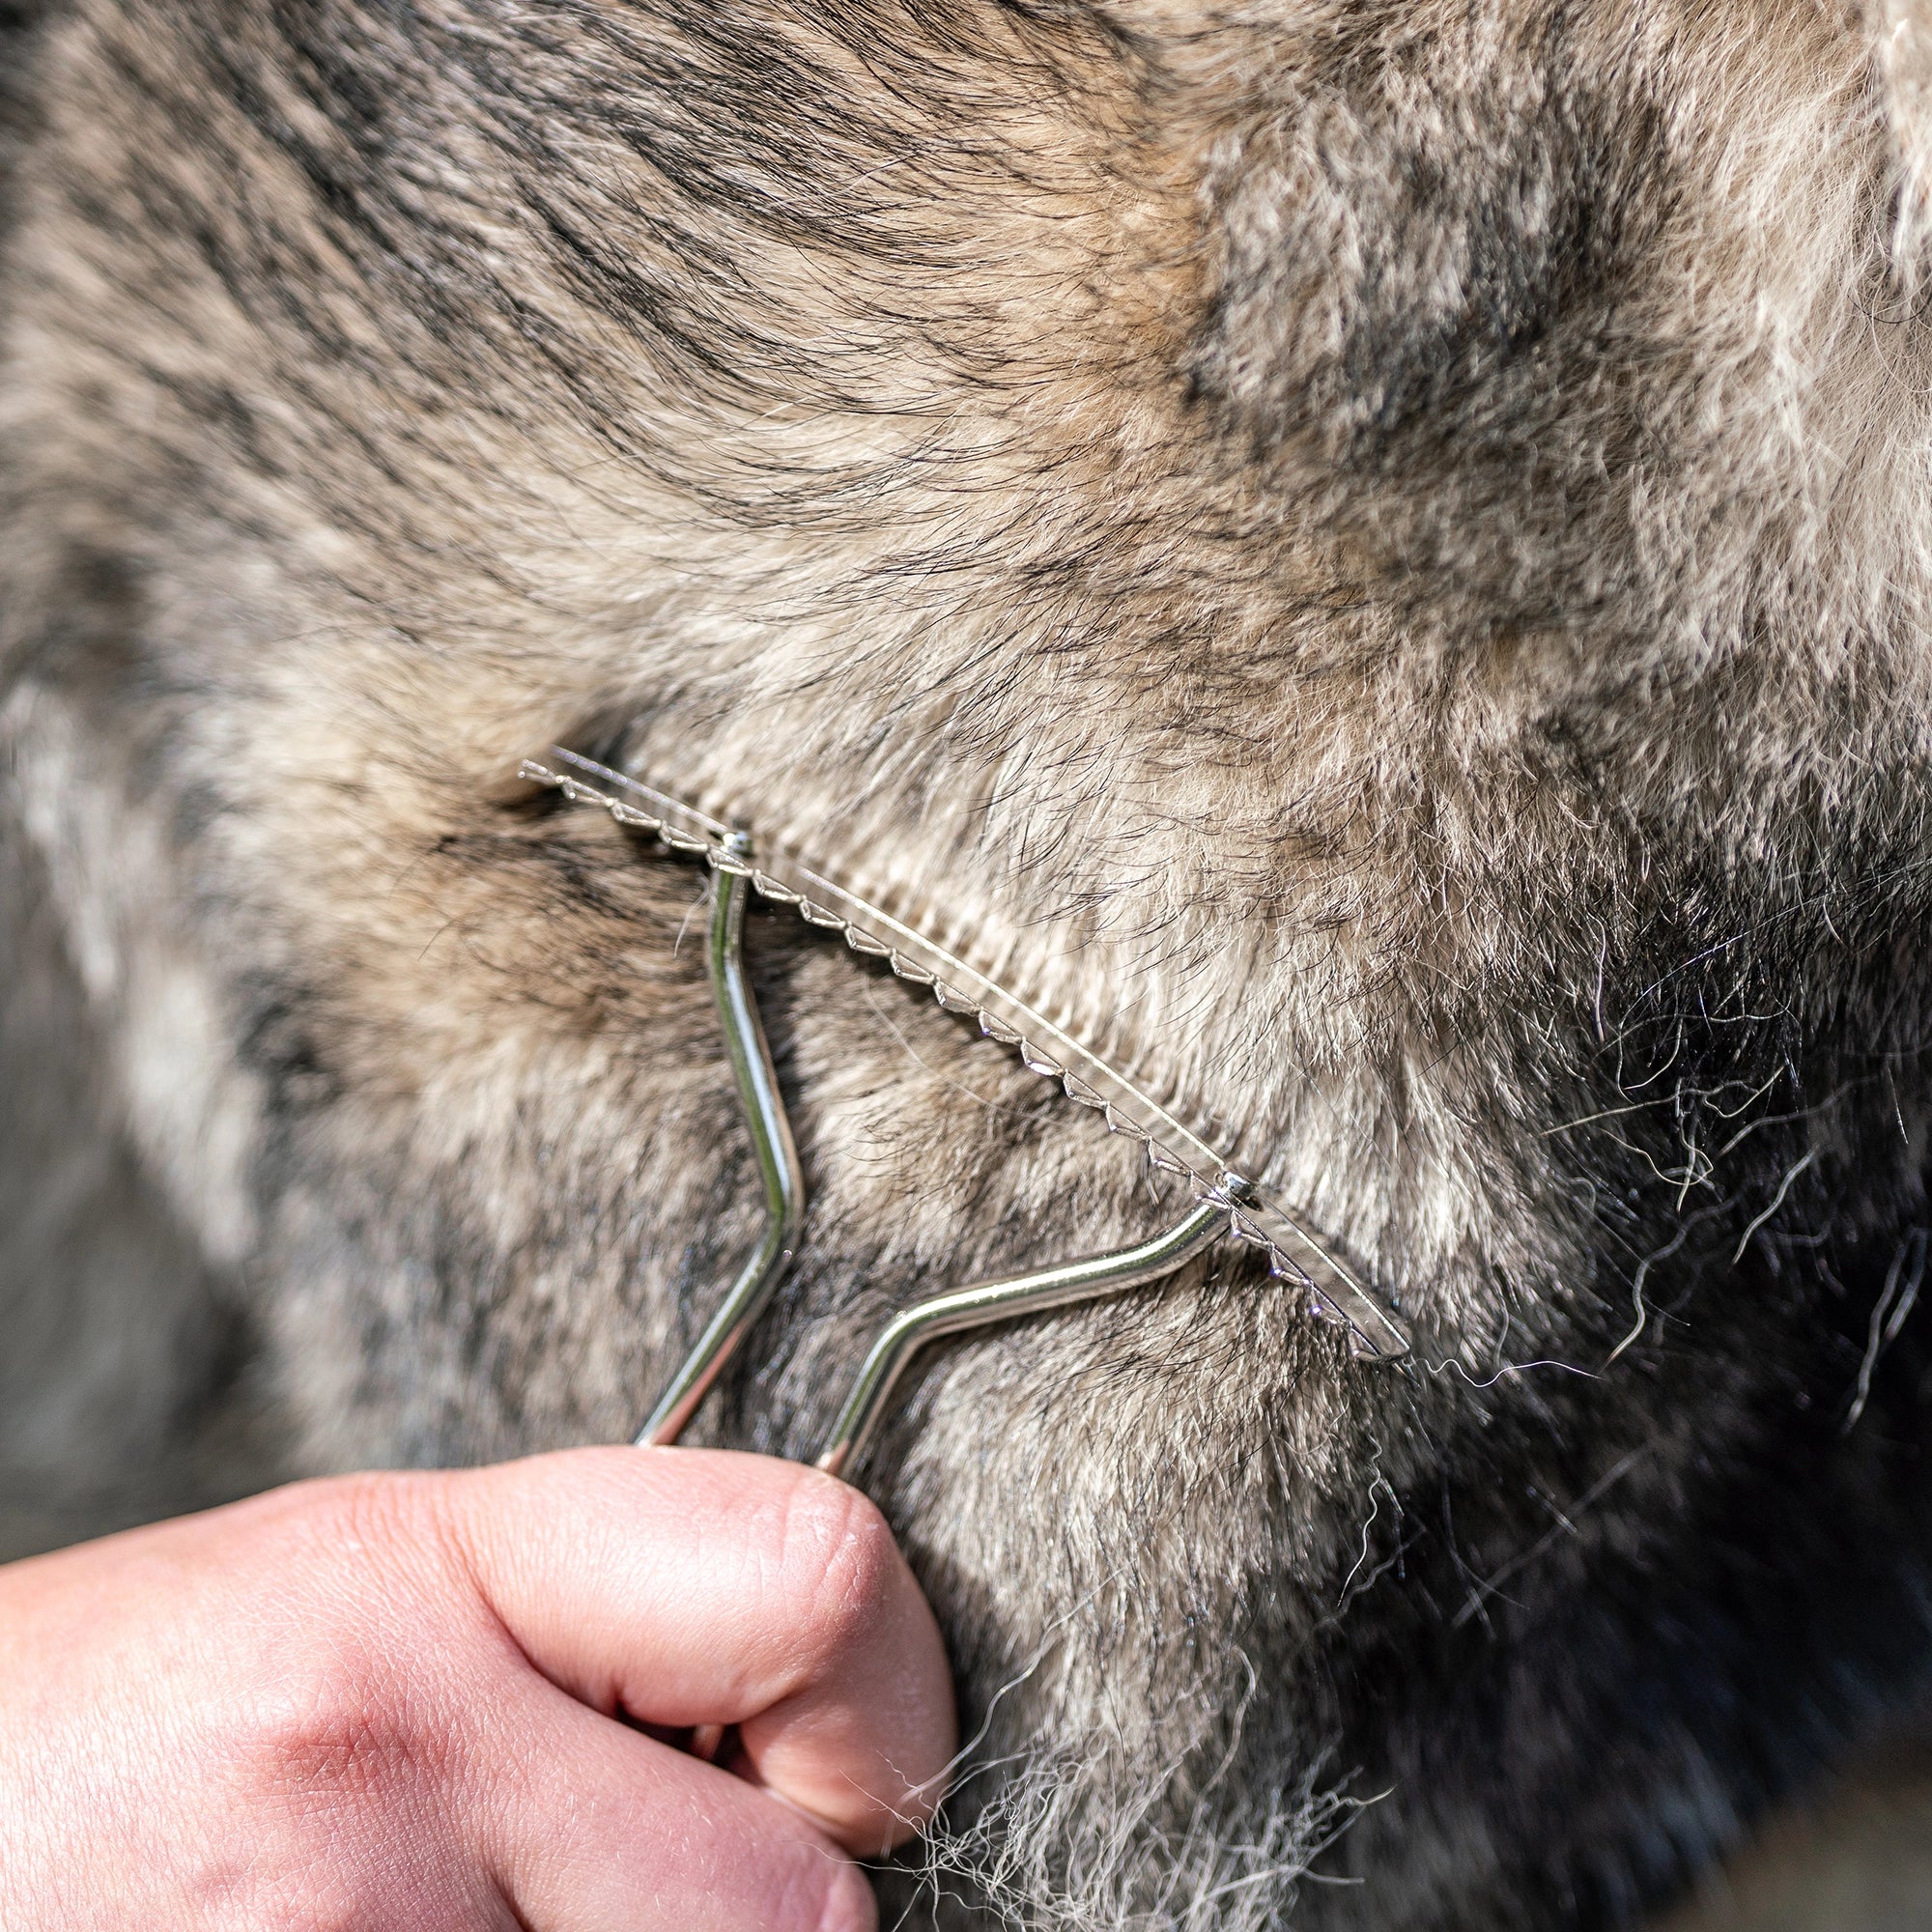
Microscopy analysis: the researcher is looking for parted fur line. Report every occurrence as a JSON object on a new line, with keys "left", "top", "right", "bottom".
{"left": 6, "top": 3, "right": 1932, "bottom": 1926}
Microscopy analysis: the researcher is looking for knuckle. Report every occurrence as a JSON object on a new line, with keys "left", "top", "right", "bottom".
{"left": 227, "top": 1477, "right": 470, "bottom": 1826}
{"left": 776, "top": 1472, "right": 901, "bottom": 1657}
{"left": 242, "top": 1641, "right": 424, "bottom": 1814}
{"left": 244, "top": 1467, "right": 449, "bottom": 1592}
{"left": 301, "top": 1469, "right": 482, "bottom": 1636}
{"left": 316, "top": 1467, "right": 450, "bottom": 1564}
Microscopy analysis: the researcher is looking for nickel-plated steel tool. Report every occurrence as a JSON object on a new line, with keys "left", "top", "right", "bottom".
{"left": 521, "top": 747, "right": 1408, "bottom": 1485}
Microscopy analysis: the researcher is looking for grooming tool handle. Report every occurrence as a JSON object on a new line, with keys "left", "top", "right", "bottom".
{"left": 637, "top": 846, "right": 805, "bottom": 1447}
{"left": 815, "top": 1191, "right": 1236, "bottom": 1481}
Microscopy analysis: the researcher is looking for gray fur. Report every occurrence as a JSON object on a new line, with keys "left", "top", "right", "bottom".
{"left": 6, "top": 3, "right": 1932, "bottom": 1926}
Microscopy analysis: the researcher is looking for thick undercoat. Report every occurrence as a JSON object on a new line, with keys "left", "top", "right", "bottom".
{"left": 6, "top": 3, "right": 1932, "bottom": 1927}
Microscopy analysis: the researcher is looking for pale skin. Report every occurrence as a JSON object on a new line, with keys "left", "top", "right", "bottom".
{"left": 0, "top": 1447, "right": 957, "bottom": 1930}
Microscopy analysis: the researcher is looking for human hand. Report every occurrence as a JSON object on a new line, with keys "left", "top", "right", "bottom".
{"left": 0, "top": 1447, "right": 955, "bottom": 1930}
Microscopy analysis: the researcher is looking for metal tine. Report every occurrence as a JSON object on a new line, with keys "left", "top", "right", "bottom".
{"left": 638, "top": 834, "right": 806, "bottom": 1446}
{"left": 814, "top": 1184, "right": 1243, "bottom": 1482}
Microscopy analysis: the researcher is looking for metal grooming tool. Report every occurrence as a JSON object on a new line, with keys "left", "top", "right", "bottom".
{"left": 522, "top": 745, "right": 1410, "bottom": 1476}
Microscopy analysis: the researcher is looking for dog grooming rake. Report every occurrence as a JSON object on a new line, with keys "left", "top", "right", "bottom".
{"left": 522, "top": 747, "right": 1409, "bottom": 1484}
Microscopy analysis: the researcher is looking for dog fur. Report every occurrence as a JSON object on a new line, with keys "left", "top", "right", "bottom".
{"left": 7, "top": 3, "right": 1932, "bottom": 1925}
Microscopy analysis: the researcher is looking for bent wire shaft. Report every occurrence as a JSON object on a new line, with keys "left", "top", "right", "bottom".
{"left": 633, "top": 838, "right": 1225, "bottom": 1468}
{"left": 815, "top": 1191, "right": 1236, "bottom": 1481}
{"left": 634, "top": 845, "right": 1223, "bottom": 1471}
{"left": 638, "top": 836, "right": 806, "bottom": 1446}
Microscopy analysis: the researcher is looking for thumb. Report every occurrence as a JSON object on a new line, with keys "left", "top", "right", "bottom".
{"left": 433, "top": 1445, "right": 956, "bottom": 1853}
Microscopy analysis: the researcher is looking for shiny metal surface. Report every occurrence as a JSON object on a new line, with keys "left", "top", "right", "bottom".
{"left": 637, "top": 838, "right": 807, "bottom": 1446}
{"left": 814, "top": 1191, "right": 1236, "bottom": 1481}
